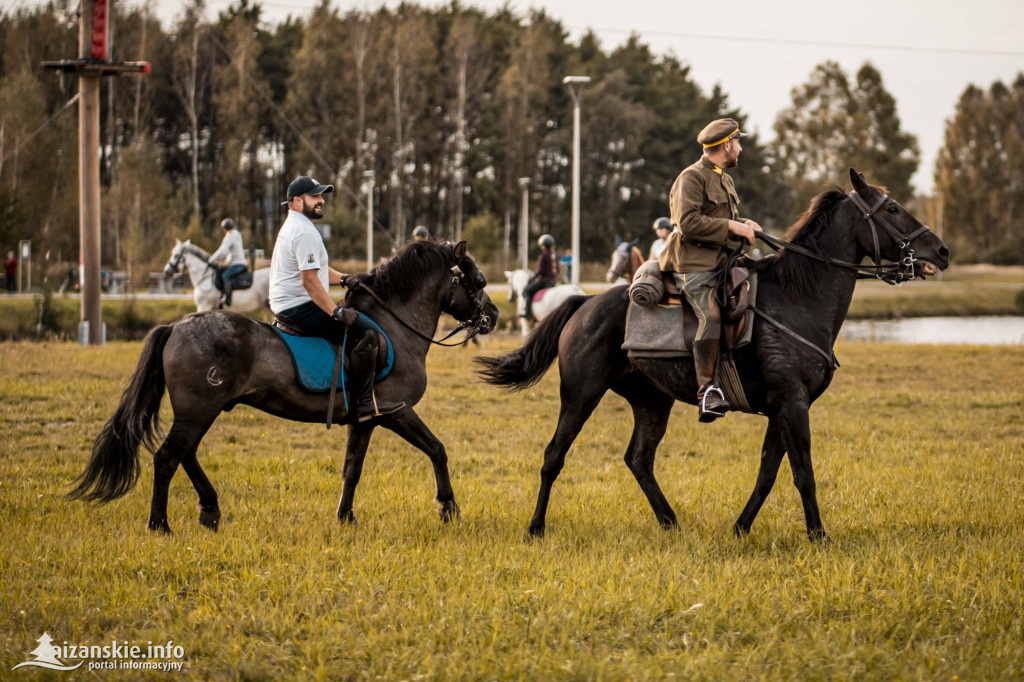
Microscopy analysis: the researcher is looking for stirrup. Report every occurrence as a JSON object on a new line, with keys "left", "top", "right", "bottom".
{"left": 698, "top": 385, "right": 728, "bottom": 423}
{"left": 357, "top": 391, "right": 406, "bottom": 422}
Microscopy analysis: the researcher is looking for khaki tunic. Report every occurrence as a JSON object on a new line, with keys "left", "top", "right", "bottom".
{"left": 658, "top": 157, "right": 742, "bottom": 273}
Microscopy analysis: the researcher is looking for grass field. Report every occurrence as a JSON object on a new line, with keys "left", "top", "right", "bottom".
{"left": 1, "top": 337, "right": 1023, "bottom": 680}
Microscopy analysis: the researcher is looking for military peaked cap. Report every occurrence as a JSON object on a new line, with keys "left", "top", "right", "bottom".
{"left": 697, "top": 118, "right": 748, "bottom": 148}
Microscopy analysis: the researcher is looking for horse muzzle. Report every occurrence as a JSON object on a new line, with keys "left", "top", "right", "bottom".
{"left": 473, "top": 295, "right": 500, "bottom": 335}
{"left": 914, "top": 244, "right": 950, "bottom": 279}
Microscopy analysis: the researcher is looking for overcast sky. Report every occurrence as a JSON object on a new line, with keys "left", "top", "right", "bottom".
{"left": 9, "top": 0, "right": 1024, "bottom": 193}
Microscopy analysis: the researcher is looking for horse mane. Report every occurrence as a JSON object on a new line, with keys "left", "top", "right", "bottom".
{"left": 754, "top": 184, "right": 884, "bottom": 298}
{"left": 355, "top": 240, "right": 455, "bottom": 301}
{"left": 182, "top": 242, "right": 211, "bottom": 260}
{"left": 629, "top": 246, "right": 644, "bottom": 280}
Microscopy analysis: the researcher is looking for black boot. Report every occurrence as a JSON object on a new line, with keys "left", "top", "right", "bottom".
{"left": 349, "top": 332, "right": 405, "bottom": 422}
{"left": 693, "top": 339, "right": 729, "bottom": 423}
{"left": 222, "top": 281, "right": 233, "bottom": 308}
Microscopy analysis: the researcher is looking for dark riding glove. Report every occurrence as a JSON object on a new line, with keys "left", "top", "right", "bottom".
{"left": 333, "top": 305, "right": 359, "bottom": 326}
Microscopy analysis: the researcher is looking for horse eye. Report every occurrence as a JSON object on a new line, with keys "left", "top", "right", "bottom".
{"left": 887, "top": 205, "right": 899, "bottom": 213}
{"left": 474, "top": 272, "right": 486, "bottom": 287}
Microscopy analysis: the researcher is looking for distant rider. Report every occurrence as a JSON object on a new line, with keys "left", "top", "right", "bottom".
{"left": 208, "top": 218, "right": 249, "bottom": 308}
{"left": 522, "top": 234, "right": 557, "bottom": 320}
{"left": 648, "top": 217, "right": 673, "bottom": 261}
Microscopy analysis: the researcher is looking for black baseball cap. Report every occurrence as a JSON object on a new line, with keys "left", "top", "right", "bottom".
{"left": 282, "top": 176, "right": 334, "bottom": 205}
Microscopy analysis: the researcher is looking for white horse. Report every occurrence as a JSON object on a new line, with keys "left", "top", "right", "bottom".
{"left": 505, "top": 269, "right": 585, "bottom": 338}
{"left": 164, "top": 239, "right": 270, "bottom": 313}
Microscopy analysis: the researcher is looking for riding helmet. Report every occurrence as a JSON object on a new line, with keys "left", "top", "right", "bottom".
{"left": 538, "top": 234, "right": 555, "bottom": 248}
{"left": 221, "top": 218, "right": 235, "bottom": 230}
{"left": 412, "top": 225, "right": 429, "bottom": 238}
{"left": 652, "top": 217, "right": 672, "bottom": 231}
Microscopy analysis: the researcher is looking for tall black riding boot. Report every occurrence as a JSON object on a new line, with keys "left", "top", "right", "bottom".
{"left": 693, "top": 339, "right": 729, "bottom": 423}
{"left": 348, "top": 332, "right": 406, "bottom": 422}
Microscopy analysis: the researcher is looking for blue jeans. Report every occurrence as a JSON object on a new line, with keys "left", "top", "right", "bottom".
{"left": 221, "top": 264, "right": 248, "bottom": 304}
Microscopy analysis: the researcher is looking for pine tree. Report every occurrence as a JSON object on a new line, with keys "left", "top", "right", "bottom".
{"left": 935, "top": 74, "right": 1024, "bottom": 263}
{"left": 772, "top": 61, "right": 919, "bottom": 223}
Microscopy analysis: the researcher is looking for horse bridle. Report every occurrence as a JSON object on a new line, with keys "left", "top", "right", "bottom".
{"left": 165, "top": 244, "right": 216, "bottom": 284}
{"left": 346, "top": 259, "right": 492, "bottom": 347}
{"left": 756, "top": 190, "right": 934, "bottom": 286}
{"left": 602, "top": 242, "right": 634, "bottom": 280}
{"left": 443, "top": 262, "right": 492, "bottom": 336}
{"left": 608, "top": 247, "right": 632, "bottom": 282}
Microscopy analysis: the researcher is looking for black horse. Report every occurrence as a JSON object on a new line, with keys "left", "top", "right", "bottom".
{"left": 70, "top": 240, "right": 499, "bottom": 532}
{"left": 477, "top": 170, "right": 950, "bottom": 540}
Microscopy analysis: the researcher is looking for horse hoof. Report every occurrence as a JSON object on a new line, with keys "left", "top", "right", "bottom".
{"left": 338, "top": 510, "right": 357, "bottom": 526}
{"left": 437, "top": 499, "right": 460, "bottom": 523}
{"left": 147, "top": 518, "right": 172, "bottom": 534}
{"left": 733, "top": 522, "right": 751, "bottom": 538}
{"left": 199, "top": 509, "right": 221, "bottom": 531}
{"left": 808, "top": 528, "right": 828, "bottom": 543}
{"left": 528, "top": 524, "right": 545, "bottom": 539}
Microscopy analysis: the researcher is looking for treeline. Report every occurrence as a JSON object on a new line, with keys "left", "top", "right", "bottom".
{"left": 0, "top": 0, "right": 1021, "bottom": 276}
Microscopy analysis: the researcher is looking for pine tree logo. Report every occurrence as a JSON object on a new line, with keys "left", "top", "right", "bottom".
{"left": 11, "top": 632, "right": 82, "bottom": 671}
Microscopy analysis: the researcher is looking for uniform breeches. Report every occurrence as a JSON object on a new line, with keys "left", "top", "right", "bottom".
{"left": 674, "top": 271, "right": 721, "bottom": 341}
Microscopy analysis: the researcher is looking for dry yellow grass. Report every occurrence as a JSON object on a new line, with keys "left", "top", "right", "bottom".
{"left": 1, "top": 337, "right": 1022, "bottom": 679}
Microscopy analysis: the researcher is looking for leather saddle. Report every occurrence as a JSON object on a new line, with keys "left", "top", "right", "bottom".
{"left": 213, "top": 266, "right": 253, "bottom": 293}
{"left": 661, "top": 265, "right": 754, "bottom": 351}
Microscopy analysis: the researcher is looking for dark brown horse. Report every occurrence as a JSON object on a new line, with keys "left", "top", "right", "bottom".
{"left": 70, "top": 240, "right": 499, "bottom": 532}
{"left": 605, "top": 239, "right": 645, "bottom": 283}
{"left": 477, "top": 170, "right": 950, "bottom": 540}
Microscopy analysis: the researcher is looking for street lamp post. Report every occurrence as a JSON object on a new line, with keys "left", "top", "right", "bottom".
{"left": 563, "top": 75, "right": 590, "bottom": 287}
{"left": 518, "top": 177, "right": 530, "bottom": 271}
{"left": 934, "top": 191, "right": 944, "bottom": 281}
{"left": 364, "top": 170, "right": 375, "bottom": 271}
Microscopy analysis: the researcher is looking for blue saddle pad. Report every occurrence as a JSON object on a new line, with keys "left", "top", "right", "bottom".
{"left": 272, "top": 313, "right": 394, "bottom": 393}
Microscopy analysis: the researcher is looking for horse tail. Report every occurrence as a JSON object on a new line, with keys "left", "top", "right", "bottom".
{"left": 475, "top": 294, "right": 589, "bottom": 391}
{"left": 69, "top": 324, "right": 173, "bottom": 503}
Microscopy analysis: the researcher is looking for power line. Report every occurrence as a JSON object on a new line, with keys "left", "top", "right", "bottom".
{"left": 0, "top": 93, "right": 79, "bottom": 166}
{"left": 573, "top": 25, "right": 1024, "bottom": 60}
{"left": 205, "top": 29, "right": 399, "bottom": 247}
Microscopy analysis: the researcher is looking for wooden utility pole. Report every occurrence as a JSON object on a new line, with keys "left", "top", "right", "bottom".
{"left": 43, "top": 0, "right": 148, "bottom": 345}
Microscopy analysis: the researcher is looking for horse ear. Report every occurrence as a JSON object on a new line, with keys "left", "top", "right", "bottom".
{"left": 850, "top": 168, "right": 869, "bottom": 194}
{"left": 614, "top": 235, "right": 622, "bottom": 247}
{"left": 453, "top": 240, "right": 467, "bottom": 260}
{"left": 504, "top": 270, "right": 512, "bottom": 279}
{"left": 628, "top": 237, "right": 639, "bottom": 248}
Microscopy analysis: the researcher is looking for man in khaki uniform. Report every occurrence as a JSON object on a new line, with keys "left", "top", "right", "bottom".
{"left": 659, "top": 117, "right": 762, "bottom": 422}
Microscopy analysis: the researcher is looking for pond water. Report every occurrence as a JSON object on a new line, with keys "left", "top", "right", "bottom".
{"left": 839, "top": 316, "right": 1024, "bottom": 345}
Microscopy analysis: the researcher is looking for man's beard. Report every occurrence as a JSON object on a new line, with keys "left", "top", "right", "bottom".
{"left": 302, "top": 203, "right": 323, "bottom": 220}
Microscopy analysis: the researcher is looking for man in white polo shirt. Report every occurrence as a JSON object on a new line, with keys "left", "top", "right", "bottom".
{"left": 270, "top": 175, "right": 405, "bottom": 422}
